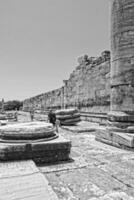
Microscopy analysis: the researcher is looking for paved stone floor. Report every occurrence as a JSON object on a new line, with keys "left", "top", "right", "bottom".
{"left": 39, "top": 123, "right": 134, "bottom": 200}
{"left": 5, "top": 112, "right": 134, "bottom": 199}
{"left": 0, "top": 160, "right": 59, "bottom": 200}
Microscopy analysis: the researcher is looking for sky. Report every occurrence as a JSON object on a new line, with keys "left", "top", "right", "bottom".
{"left": 0, "top": 0, "right": 111, "bottom": 101}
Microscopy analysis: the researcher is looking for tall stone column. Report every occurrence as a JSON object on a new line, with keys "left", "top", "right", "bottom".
{"left": 63, "top": 80, "right": 68, "bottom": 109}
{"left": 96, "top": 0, "right": 134, "bottom": 149}
{"left": 1, "top": 98, "right": 5, "bottom": 113}
{"left": 61, "top": 87, "right": 64, "bottom": 109}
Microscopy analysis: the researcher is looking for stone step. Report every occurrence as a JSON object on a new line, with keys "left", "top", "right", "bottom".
{"left": 96, "top": 129, "right": 134, "bottom": 149}
{"left": 0, "top": 160, "right": 59, "bottom": 200}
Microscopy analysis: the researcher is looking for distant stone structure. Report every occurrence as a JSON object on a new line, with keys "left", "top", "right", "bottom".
{"left": 23, "top": 51, "right": 110, "bottom": 123}
{"left": 0, "top": 98, "right": 5, "bottom": 113}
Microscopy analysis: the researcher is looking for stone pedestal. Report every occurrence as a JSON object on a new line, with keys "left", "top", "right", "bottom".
{"left": 96, "top": 0, "right": 134, "bottom": 149}
{"left": 0, "top": 136, "right": 71, "bottom": 164}
{"left": 0, "top": 122, "right": 71, "bottom": 163}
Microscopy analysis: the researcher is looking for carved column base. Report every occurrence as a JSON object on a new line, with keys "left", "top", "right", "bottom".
{"left": 95, "top": 111, "right": 134, "bottom": 150}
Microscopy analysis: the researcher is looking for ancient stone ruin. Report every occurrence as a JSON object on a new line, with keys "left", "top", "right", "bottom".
{"left": 96, "top": 0, "right": 134, "bottom": 149}
{"left": 23, "top": 0, "right": 134, "bottom": 150}
{"left": 23, "top": 50, "right": 111, "bottom": 124}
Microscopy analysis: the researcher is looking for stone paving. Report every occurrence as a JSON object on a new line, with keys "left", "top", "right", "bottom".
{"left": 39, "top": 122, "right": 134, "bottom": 200}
{"left": 0, "top": 160, "right": 59, "bottom": 200}
{"left": 4, "top": 112, "right": 134, "bottom": 199}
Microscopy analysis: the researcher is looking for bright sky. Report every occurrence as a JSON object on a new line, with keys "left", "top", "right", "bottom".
{"left": 0, "top": 0, "right": 111, "bottom": 101}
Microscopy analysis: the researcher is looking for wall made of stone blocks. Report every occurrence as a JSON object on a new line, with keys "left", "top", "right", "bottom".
{"left": 23, "top": 88, "right": 63, "bottom": 112}
{"left": 23, "top": 51, "right": 111, "bottom": 122}
{"left": 66, "top": 60, "right": 110, "bottom": 113}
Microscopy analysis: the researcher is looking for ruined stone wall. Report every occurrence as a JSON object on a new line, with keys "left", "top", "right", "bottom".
{"left": 23, "top": 51, "right": 111, "bottom": 122}
{"left": 23, "top": 88, "right": 63, "bottom": 111}
{"left": 65, "top": 51, "right": 110, "bottom": 113}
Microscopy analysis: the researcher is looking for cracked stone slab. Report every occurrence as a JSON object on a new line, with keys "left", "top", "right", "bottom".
{"left": 45, "top": 173, "right": 78, "bottom": 200}
{"left": 89, "top": 191, "right": 134, "bottom": 200}
{"left": 97, "top": 160, "right": 134, "bottom": 196}
{"left": 46, "top": 173, "right": 106, "bottom": 200}
{"left": 0, "top": 160, "right": 58, "bottom": 200}
{"left": 39, "top": 156, "right": 88, "bottom": 173}
{"left": 96, "top": 129, "right": 134, "bottom": 148}
{"left": 45, "top": 167, "right": 128, "bottom": 200}
{"left": 0, "top": 160, "right": 39, "bottom": 178}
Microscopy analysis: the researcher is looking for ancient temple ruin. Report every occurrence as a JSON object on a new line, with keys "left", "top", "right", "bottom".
{"left": 23, "top": 0, "right": 134, "bottom": 149}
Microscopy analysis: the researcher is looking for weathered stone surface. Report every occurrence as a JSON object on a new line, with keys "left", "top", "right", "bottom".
{"left": 108, "top": 111, "right": 134, "bottom": 122}
{"left": 0, "top": 136, "right": 71, "bottom": 163}
{"left": 95, "top": 0, "right": 134, "bottom": 149}
{"left": 5, "top": 114, "right": 134, "bottom": 199}
{"left": 107, "top": 120, "right": 134, "bottom": 129}
{"left": 111, "top": 85, "right": 134, "bottom": 113}
{"left": 42, "top": 126, "right": 134, "bottom": 199}
{"left": 0, "top": 160, "right": 58, "bottom": 200}
{"left": 0, "top": 160, "right": 39, "bottom": 178}
{"left": 0, "top": 122, "right": 56, "bottom": 140}
{"left": 96, "top": 129, "right": 134, "bottom": 148}
{"left": 62, "top": 121, "right": 99, "bottom": 133}
{"left": 111, "top": 0, "right": 134, "bottom": 112}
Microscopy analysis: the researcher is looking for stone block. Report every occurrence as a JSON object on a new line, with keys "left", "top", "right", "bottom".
{"left": 0, "top": 136, "right": 71, "bottom": 164}
{"left": 96, "top": 129, "right": 134, "bottom": 148}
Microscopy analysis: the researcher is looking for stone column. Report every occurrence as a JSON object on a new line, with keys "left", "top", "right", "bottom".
{"left": 110, "top": 0, "right": 134, "bottom": 118}
{"left": 1, "top": 98, "right": 4, "bottom": 113}
{"left": 61, "top": 87, "right": 64, "bottom": 109}
{"left": 96, "top": 0, "right": 134, "bottom": 149}
{"left": 63, "top": 80, "right": 68, "bottom": 109}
